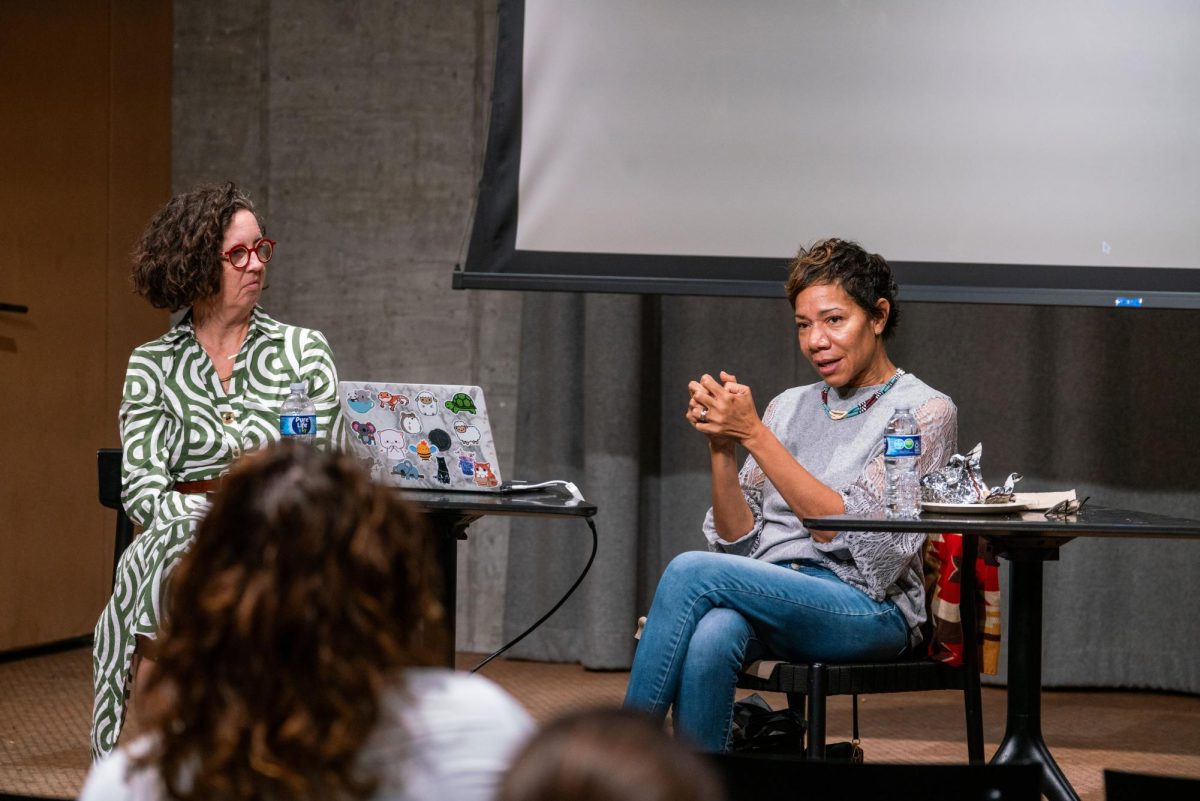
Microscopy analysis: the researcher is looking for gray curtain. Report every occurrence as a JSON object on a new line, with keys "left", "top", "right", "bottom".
{"left": 504, "top": 292, "right": 1200, "bottom": 693}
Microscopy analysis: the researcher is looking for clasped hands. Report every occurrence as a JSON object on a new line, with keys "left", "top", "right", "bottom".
{"left": 687, "top": 371, "right": 762, "bottom": 446}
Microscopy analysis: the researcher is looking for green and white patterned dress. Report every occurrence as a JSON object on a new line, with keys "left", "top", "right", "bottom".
{"left": 91, "top": 306, "right": 345, "bottom": 760}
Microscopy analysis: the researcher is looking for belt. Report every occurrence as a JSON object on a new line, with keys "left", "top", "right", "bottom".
{"left": 174, "top": 477, "right": 224, "bottom": 494}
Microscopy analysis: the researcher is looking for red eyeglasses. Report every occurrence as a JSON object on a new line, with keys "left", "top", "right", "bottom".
{"left": 221, "top": 238, "right": 276, "bottom": 270}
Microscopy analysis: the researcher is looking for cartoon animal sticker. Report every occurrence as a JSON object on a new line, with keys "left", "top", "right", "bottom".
{"left": 351, "top": 421, "right": 377, "bottom": 446}
{"left": 457, "top": 450, "right": 475, "bottom": 477}
{"left": 453, "top": 419, "right": 481, "bottom": 445}
{"left": 378, "top": 391, "right": 409, "bottom": 411}
{"left": 346, "top": 388, "right": 375, "bottom": 414}
{"left": 416, "top": 391, "right": 438, "bottom": 416}
{"left": 391, "top": 459, "right": 422, "bottom": 480}
{"left": 376, "top": 429, "right": 407, "bottom": 456}
{"left": 409, "top": 440, "right": 435, "bottom": 461}
{"left": 428, "top": 428, "right": 452, "bottom": 452}
{"left": 474, "top": 462, "right": 498, "bottom": 487}
{"left": 445, "top": 393, "right": 477, "bottom": 415}
{"left": 400, "top": 412, "right": 422, "bottom": 434}
{"left": 426, "top": 429, "right": 453, "bottom": 481}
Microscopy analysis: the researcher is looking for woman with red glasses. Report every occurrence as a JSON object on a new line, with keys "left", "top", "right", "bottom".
{"left": 91, "top": 182, "right": 345, "bottom": 760}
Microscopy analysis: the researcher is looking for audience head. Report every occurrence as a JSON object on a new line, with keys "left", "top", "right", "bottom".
{"left": 785, "top": 237, "right": 900, "bottom": 339}
{"left": 495, "top": 707, "right": 728, "bottom": 801}
{"left": 138, "top": 439, "right": 446, "bottom": 801}
{"left": 132, "top": 181, "right": 263, "bottom": 311}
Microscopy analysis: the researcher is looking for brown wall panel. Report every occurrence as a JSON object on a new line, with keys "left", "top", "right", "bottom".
{"left": 0, "top": 1, "right": 171, "bottom": 651}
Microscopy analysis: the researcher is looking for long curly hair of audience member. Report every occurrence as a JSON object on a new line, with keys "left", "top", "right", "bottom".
{"left": 131, "top": 182, "right": 263, "bottom": 311}
{"left": 135, "top": 440, "right": 447, "bottom": 801}
{"left": 784, "top": 237, "right": 901, "bottom": 338}
{"left": 496, "top": 708, "right": 728, "bottom": 801}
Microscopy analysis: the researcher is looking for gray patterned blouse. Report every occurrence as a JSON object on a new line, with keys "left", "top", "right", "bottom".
{"left": 702, "top": 372, "right": 957, "bottom": 642}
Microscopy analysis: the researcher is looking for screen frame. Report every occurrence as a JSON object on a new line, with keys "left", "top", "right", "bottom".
{"left": 456, "top": 0, "right": 1200, "bottom": 309}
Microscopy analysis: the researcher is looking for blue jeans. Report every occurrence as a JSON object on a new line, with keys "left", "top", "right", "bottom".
{"left": 623, "top": 550, "right": 910, "bottom": 751}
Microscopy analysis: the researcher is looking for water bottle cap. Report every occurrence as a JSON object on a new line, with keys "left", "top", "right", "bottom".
{"left": 290, "top": 382, "right": 306, "bottom": 393}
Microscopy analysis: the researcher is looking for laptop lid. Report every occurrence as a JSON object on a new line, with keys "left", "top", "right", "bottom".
{"left": 339, "top": 381, "right": 504, "bottom": 492}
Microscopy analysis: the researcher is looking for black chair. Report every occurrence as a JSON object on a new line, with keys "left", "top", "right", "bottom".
{"left": 98, "top": 447, "right": 134, "bottom": 586}
{"left": 709, "top": 752, "right": 1039, "bottom": 801}
{"left": 1104, "top": 769, "right": 1200, "bottom": 801}
{"left": 737, "top": 535, "right": 985, "bottom": 762}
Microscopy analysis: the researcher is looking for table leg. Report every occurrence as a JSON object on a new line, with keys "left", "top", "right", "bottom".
{"left": 991, "top": 556, "right": 1079, "bottom": 801}
{"left": 427, "top": 511, "right": 467, "bottom": 668}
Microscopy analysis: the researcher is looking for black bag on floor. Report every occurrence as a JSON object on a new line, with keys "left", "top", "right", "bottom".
{"left": 729, "top": 694, "right": 863, "bottom": 762}
{"left": 729, "top": 694, "right": 805, "bottom": 754}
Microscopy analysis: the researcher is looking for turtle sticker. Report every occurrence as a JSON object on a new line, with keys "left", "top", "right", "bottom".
{"left": 445, "top": 392, "right": 477, "bottom": 415}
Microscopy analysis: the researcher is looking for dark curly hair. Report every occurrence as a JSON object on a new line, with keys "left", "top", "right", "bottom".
{"left": 496, "top": 708, "right": 727, "bottom": 801}
{"left": 134, "top": 440, "right": 446, "bottom": 801}
{"left": 784, "top": 238, "right": 900, "bottom": 339}
{"left": 131, "top": 182, "right": 264, "bottom": 311}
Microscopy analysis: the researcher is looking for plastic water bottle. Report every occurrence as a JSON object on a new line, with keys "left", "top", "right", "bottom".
{"left": 279, "top": 381, "right": 317, "bottom": 441}
{"left": 884, "top": 406, "right": 922, "bottom": 519}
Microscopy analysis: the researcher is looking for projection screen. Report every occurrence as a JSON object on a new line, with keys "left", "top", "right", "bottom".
{"left": 458, "top": 0, "right": 1200, "bottom": 307}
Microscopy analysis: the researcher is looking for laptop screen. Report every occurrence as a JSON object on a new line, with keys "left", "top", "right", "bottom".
{"left": 338, "top": 381, "right": 504, "bottom": 492}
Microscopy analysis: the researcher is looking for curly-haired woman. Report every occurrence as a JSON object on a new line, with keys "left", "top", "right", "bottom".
{"left": 91, "top": 183, "right": 347, "bottom": 759}
{"left": 82, "top": 441, "right": 534, "bottom": 801}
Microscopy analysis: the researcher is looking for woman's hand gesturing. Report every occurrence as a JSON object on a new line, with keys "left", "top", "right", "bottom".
{"left": 687, "top": 371, "right": 762, "bottom": 448}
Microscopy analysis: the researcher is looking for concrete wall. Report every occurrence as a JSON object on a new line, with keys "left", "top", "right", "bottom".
{"left": 173, "top": 0, "right": 518, "bottom": 651}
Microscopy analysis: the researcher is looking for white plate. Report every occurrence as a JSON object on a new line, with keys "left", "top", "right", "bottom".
{"left": 921, "top": 501, "right": 1029, "bottom": 514}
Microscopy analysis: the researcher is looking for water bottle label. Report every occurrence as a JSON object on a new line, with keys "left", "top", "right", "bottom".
{"left": 280, "top": 414, "right": 317, "bottom": 437}
{"left": 885, "top": 434, "right": 921, "bottom": 457}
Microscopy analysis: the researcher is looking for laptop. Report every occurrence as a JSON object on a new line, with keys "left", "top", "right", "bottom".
{"left": 339, "top": 381, "right": 505, "bottom": 492}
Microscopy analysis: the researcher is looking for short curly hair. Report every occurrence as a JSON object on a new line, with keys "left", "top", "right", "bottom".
{"left": 784, "top": 238, "right": 900, "bottom": 339}
{"left": 135, "top": 440, "right": 446, "bottom": 801}
{"left": 131, "top": 182, "right": 264, "bottom": 311}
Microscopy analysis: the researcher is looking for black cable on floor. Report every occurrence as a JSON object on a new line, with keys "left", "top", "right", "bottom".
{"left": 471, "top": 516, "right": 599, "bottom": 673}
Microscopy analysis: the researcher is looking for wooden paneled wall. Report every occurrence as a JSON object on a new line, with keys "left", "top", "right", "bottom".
{"left": 0, "top": 1, "right": 171, "bottom": 651}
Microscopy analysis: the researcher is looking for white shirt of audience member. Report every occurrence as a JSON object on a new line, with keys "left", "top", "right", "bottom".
{"left": 79, "top": 670, "right": 534, "bottom": 801}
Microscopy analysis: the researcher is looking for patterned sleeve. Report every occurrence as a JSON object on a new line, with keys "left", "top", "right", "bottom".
{"left": 119, "top": 349, "right": 207, "bottom": 528}
{"left": 702, "top": 395, "right": 781, "bottom": 554}
{"left": 300, "top": 329, "right": 347, "bottom": 449}
{"left": 813, "top": 394, "right": 958, "bottom": 597}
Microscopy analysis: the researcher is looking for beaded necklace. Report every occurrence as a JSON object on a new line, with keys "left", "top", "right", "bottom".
{"left": 821, "top": 368, "right": 905, "bottom": 421}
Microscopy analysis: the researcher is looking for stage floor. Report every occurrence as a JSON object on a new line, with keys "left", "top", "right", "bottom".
{"left": 2, "top": 646, "right": 1197, "bottom": 800}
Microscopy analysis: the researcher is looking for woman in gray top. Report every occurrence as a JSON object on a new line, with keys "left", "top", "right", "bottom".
{"left": 623, "top": 238, "right": 957, "bottom": 751}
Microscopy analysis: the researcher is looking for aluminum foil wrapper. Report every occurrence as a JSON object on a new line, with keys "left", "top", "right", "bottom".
{"left": 920, "top": 443, "right": 1023, "bottom": 504}
{"left": 984, "top": 471, "right": 1023, "bottom": 503}
{"left": 920, "top": 443, "right": 988, "bottom": 504}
